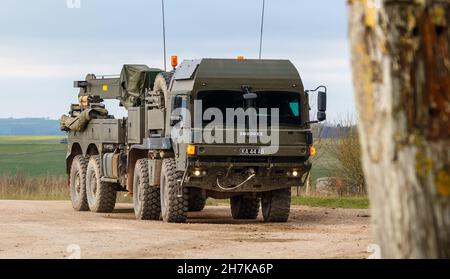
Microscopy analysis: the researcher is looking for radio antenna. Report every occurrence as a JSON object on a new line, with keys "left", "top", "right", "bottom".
{"left": 258, "top": 0, "right": 266, "bottom": 59}
{"left": 161, "top": 0, "right": 167, "bottom": 71}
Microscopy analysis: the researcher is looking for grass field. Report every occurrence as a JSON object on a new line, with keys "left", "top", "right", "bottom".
{"left": 309, "top": 140, "right": 336, "bottom": 187}
{"left": 0, "top": 135, "right": 64, "bottom": 142}
{"left": 0, "top": 135, "right": 369, "bottom": 209}
{"left": 0, "top": 135, "right": 66, "bottom": 176}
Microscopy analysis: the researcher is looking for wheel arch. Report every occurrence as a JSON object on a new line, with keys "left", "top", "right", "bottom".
{"left": 126, "top": 147, "right": 147, "bottom": 192}
{"left": 66, "top": 143, "right": 83, "bottom": 174}
{"left": 86, "top": 143, "right": 100, "bottom": 156}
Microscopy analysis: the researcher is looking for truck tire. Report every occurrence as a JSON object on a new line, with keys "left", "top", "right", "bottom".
{"left": 69, "top": 155, "right": 89, "bottom": 211}
{"left": 160, "top": 158, "right": 188, "bottom": 223}
{"left": 133, "top": 159, "right": 161, "bottom": 220}
{"left": 86, "top": 155, "right": 117, "bottom": 213}
{"left": 188, "top": 188, "right": 207, "bottom": 212}
{"left": 261, "top": 188, "right": 291, "bottom": 222}
{"left": 230, "top": 195, "right": 260, "bottom": 220}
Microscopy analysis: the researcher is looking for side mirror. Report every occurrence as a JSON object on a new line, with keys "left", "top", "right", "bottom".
{"left": 305, "top": 85, "right": 327, "bottom": 123}
{"left": 317, "top": 111, "right": 326, "bottom": 122}
{"left": 317, "top": 90, "right": 327, "bottom": 122}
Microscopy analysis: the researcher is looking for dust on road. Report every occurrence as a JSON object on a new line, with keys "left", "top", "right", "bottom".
{"left": 0, "top": 200, "right": 372, "bottom": 259}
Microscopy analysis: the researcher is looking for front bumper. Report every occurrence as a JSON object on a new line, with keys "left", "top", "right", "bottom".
{"left": 183, "top": 156, "right": 311, "bottom": 193}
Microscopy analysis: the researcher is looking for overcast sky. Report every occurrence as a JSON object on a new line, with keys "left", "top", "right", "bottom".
{"left": 0, "top": 0, "right": 355, "bottom": 121}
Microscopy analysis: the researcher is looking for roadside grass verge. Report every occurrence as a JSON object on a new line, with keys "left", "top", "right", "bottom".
{"left": 0, "top": 173, "right": 68, "bottom": 201}
{"left": 206, "top": 195, "right": 369, "bottom": 209}
{"left": 292, "top": 195, "right": 369, "bottom": 209}
{"left": 0, "top": 173, "right": 132, "bottom": 203}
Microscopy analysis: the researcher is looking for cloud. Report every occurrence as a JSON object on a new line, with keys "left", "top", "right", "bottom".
{"left": 0, "top": 38, "right": 352, "bottom": 82}
{"left": 0, "top": 37, "right": 355, "bottom": 121}
{"left": 0, "top": 39, "right": 163, "bottom": 79}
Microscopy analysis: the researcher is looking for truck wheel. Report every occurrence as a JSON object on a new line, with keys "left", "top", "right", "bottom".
{"left": 133, "top": 159, "right": 161, "bottom": 220}
{"left": 160, "top": 158, "right": 188, "bottom": 223}
{"left": 261, "top": 188, "right": 291, "bottom": 222}
{"left": 230, "top": 195, "right": 260, "bottom": 220}
{"left": 69, "top": 155, "right": 89, "bottom": 211}
{"left": 86, "top": 155, "right": 117, "bottom": 213}
{"left": 188, "top": 188, "right": 207, "bottom": 212}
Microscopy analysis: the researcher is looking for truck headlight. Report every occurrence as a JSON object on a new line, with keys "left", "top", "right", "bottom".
{"left": 287, "top": 170, "right": 300, "bottom": 178}
{"left": 192, "top": 169, "right": 207, "bottom": 177}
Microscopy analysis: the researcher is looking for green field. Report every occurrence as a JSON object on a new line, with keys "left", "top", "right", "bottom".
{"left": 309, "top": 140, "right": 336, "bottom": 187}
{"left": 0, "top": 135, "right": 66, "bottom": 176}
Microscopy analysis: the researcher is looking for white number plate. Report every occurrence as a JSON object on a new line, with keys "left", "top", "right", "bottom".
{"left": 239, "top": 148, "right": 265, "bottom": 155}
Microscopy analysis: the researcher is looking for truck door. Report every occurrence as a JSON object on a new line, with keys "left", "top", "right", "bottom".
{"left": 170, "top": 95, "right": 189, "bottom": 157}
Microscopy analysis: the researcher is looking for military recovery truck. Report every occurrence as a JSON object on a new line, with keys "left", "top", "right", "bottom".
{"left": 61, "top": 58, "right": 327, "bottom": 223}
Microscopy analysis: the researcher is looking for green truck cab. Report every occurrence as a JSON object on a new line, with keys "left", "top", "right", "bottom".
{"left": 62, "top": 58, "right": 327, "bottom": 223}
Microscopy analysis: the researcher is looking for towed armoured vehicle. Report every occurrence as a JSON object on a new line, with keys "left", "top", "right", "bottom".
{"left": 61, "top": 57, "right": 327, "bottom": 223}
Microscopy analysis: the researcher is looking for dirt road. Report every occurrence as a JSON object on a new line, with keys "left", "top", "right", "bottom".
{"left": 0, "top": 200, "right": 372, "bottom": 259}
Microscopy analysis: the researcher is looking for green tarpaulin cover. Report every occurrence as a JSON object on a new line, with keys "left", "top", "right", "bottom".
{"left": 119, "top": 65, "right": 162, "bottom": 108}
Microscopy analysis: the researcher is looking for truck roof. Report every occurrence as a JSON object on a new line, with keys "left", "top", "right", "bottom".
{"left": 175, "top": 58, "right": 299, "bottom": 80}
{"left": 173, "top": 58, "right": 303, "bottom": 92}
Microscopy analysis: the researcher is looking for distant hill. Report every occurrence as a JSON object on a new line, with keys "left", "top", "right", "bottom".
{"left": 0, "top": 118, "right": 63, "bottom": 136}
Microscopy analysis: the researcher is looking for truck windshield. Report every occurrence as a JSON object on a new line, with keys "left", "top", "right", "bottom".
{"left": 197, "top": 90, "right": 301, "bottom": 127}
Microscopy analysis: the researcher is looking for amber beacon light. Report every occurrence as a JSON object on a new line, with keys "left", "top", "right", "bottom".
{"left": 171, "top": 55, "right": 178, "bottom": 69}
